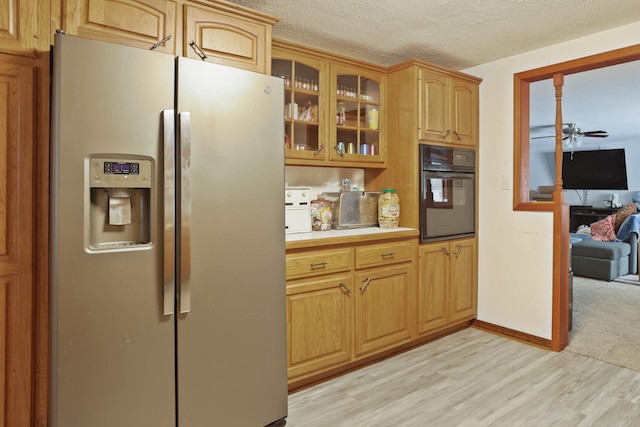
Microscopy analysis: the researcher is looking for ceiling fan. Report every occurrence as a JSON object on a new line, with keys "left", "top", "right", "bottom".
{"left": 531, "top": 122, "right": 609, "bottom": 148}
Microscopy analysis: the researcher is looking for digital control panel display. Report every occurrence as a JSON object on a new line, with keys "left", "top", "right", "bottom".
{"left": 104, "top": 162, "right": 140, "bottom": 175}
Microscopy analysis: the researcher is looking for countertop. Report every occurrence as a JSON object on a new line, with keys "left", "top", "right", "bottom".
{"left": 285, "top": 227, "right": 419, "bottom": 250}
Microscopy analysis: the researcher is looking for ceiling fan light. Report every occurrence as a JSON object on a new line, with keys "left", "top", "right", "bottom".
{"left": 575, "top": 137, "right": 582, "bottom": 147}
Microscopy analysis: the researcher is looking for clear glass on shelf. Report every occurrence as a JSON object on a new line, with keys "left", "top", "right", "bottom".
{"left": 334, "top": 73, "right": 381, "bottom": 160}
{"left": 273, "top": 59, "right": 321, "bottom": 158}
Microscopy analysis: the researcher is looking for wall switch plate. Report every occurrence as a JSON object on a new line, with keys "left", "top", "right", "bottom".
{"left": 502, "top": 174, "right": 512, "bottom": 190}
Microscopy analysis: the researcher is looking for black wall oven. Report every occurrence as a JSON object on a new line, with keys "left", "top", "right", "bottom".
{"left": 420, "top": 144, "right": 475, "bottom": 243}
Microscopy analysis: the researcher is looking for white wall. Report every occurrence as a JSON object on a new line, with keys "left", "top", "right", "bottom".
{"left": 285, "top": 166, "right": 365, "bottom": 196}
{"left": 464, "top": 21, "right": 640, "bottom": 339}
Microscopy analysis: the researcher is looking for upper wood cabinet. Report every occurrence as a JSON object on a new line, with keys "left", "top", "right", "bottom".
{"left": 183, "top": 1, "right": 277, "bottom": 73}
{"left": 419, "top": 68, "right": 478, "bottom": 146}
{"left": 273, "top": 39, "right": 387, "bottom": 168}
{"left": 0, "top": 0, "right": 40, "bottom": 55}
{"left": 272, "top": 48, "right": 326, "bottom": 162}
{"left": 60, "top": 0, "right": 278, "bottom": 73}
{"left": 381, "top": 59, "right": 480, "bottom": 151}
{"left": 331, "top": 63, "right": 385, "bottom": 166}
{"left": 62, "top": 0, "right": 179, "bottom": 53}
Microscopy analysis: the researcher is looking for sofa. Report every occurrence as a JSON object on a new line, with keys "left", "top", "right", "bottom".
{"left": 571, "top": 232, "right": 637, "bottom": 281}
{"left": 570, "top": 208, "right": 640, "bottom": 281}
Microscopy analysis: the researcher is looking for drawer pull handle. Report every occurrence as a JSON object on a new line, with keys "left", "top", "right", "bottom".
{"left": 339, "top": 282, "right": 352, "bottom": 295}
{"left": 453, "top": 130, "right": 462, "bottom": 141}
{"left": 380, "top": 252, "right": 395, "bottom": 258}
{"left": 310, "top": 261, "right": 328, "bottom": 268}
{"left": 359, "top": 277, "right": 372, "bottom": 293}
{"left": 440, "top": 129, "right": 450, "bottom": 139}
{"left": 441, "top": 247, "right": 450, "bottom": 256}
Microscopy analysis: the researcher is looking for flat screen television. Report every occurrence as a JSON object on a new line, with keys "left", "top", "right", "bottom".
{"left": 562, "top": 148, "right": 628, "bottom": 190}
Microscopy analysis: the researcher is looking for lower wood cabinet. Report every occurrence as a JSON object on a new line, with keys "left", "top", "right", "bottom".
{"left": 417, "top": 238, "right": 477, "bottom": 336}
{"left": 285, "top": 236, "right": 415, "bottom": 386}
{"left": 354, "top": 264, "right": 412, "bottom": 357}
{"left": 286, "top": 274, "right": 354, "bottom": 379}
{"left": 285, "top": 233, "right": 476, "bottom": 389}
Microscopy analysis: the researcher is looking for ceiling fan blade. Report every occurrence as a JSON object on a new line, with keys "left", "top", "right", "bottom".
{"left": 584, "top": 134, "right": 609, "bottom": 138}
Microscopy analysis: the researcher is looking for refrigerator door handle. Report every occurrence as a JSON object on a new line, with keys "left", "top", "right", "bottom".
{"left": 163, "top": 109, "right": 176, "bottom": 316}
{"left": 178, "top": 111, "right": 192, "bottom": 313}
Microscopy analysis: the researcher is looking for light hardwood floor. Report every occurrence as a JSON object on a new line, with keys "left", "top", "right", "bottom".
{"left": 287, "top": 327, "right": 640, "bottom": 426}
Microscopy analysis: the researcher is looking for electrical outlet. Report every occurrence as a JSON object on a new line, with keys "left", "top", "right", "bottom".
{"left": 501, "top": 174, "right": 511, "bottom": 190}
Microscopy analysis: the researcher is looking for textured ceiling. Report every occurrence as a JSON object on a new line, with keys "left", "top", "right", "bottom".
{"left": 228, "top": 0, "right": 640, "bottom": 148}
{"left": 228, "top": 0, "right": 640, "bottom": 70}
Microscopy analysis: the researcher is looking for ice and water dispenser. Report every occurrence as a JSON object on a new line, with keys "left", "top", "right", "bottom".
{"left": 88, "top": 156, "right": 152, "bottom": 251}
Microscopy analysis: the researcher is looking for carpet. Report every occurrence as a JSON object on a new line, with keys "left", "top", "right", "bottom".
{"left": 613, "top": 274, "right": 640, "bottom": 285}
{"left": 567, "top": 276, "right": 640, "bottom": 372}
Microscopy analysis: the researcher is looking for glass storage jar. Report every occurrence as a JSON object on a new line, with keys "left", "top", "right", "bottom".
{"left": 311, "top": 195, "right": 333, "bottom": 231}
{"left": 378, "top": 189, "right": 400, "bottom": 228}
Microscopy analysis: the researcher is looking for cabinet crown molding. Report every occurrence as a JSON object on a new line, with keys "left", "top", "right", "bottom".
{"left": 188, "top": 0, "right": 280, "bottom": 24}
{"left": 273, "top": 38, "right": 387, "bottom": 73}
{"left": 388, "top": 58, "right": 482, "bottom": 84}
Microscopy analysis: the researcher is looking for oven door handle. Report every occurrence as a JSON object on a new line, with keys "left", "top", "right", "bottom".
{"left": 424, "top": 171, "right": 474, "bottom": 180}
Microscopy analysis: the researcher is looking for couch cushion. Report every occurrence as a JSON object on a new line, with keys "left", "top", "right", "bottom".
{"left": 572, "top": 240, "right": 630, "bottom": 260}
{"left": 615, "top": 203, "right": 638, "bottom": 232}
{"left": 570, "top": 232, "right": 591, "bottom": 245}
{"left": 590, "top": 214, "right": 617, "bottom": 241}
{"left": 572, "top": 255, "right": 629, "bottom": 281}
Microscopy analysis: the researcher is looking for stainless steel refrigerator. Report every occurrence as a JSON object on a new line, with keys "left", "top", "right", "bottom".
{"left": 50, "top": 34, "right": 287, "bottom": 427}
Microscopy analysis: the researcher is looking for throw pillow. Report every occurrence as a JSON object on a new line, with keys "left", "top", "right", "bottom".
{"left": 614, "top": 203, "right": 638, "bottom": 232}
{"left": 591, "top": 214, "right": 617, "bottom": 241}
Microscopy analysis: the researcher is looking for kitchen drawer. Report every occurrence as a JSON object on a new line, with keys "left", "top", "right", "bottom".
{"left": 286, "top": 248, "right": 353, "bottom": 280}
{"left": 355, "top": 240, "right": 414, "bottom": 269}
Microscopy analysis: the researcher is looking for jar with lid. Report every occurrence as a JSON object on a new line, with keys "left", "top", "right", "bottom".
{"left": 311, "top": 195, "right": 333, "bottom": 231}
{"left": 378, "top": 189, "right": 400, "bottom": 228}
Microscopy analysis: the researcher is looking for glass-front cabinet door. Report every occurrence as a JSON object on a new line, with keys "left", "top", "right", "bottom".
{"left": 331, "top": 64, "right": 384, "bottom": 166}
{"left": 272, "top": 54, "right": 326, "bottom": 163}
